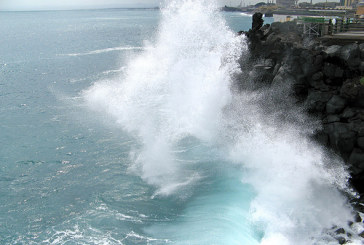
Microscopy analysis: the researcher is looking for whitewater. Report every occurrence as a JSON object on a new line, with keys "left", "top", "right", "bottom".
{"left": 83, "top": 0, "right": 363, "bottom": 244}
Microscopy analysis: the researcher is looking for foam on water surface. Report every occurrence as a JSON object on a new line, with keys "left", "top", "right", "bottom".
{"left": 60, "top": 46, "right": 145, "bottom": 57}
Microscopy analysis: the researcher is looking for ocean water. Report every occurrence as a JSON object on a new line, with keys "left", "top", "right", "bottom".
{"left": 0, "top": 1, "right": 363, "bottom": 244}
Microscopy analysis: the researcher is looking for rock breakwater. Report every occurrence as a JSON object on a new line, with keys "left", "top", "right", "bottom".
{"left": 241, "top": 14, "right": 364, "bottom": 198}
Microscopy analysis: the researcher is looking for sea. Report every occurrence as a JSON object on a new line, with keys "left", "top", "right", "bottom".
{"left": 1, "top": 1, "right": 363, "bottom": 244}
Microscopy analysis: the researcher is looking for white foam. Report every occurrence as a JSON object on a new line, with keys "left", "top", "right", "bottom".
{"left": 101, "top": 67, "right": 125, "bottom": 75}
{"left": 84, "top": 0, "right": 243, "bottom": 196}
{"left": 240, "top": 12, "right": 253, "bottom": 17}
{"left": 61, "top": 46, "right": 144, "bottom": 57}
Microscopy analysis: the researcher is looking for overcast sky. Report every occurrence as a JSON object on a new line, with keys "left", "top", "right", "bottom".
{"left": 0, "top": 0, "right": 249, "bottom": 11}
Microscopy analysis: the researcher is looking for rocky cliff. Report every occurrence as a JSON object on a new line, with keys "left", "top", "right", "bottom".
{"left": 240, "top": 14, "right": 364, "bottom": 198}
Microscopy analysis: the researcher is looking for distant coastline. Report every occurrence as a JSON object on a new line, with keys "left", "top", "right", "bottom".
{"left": 221, "top": 4, "right": 356, "bottom": 18}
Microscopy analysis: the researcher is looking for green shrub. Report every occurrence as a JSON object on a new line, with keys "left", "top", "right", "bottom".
{"left": 361, "top": 77, "right": 364, "bottom": 86}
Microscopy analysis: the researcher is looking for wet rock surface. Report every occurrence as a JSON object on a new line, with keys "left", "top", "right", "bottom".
{"left": 238, "top": 15, "right": 364, "bottom": 243}
{"left": 241, "top": 14, "right": 364, "bottom": 199}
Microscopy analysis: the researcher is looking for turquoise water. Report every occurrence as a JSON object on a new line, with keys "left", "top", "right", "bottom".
{"left": 0, "top": 4, "right": 360, "bottom": 245}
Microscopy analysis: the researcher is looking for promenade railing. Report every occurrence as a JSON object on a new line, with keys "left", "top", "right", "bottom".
{"left": 297, "top": 16, "right": 364, "bottom": 37}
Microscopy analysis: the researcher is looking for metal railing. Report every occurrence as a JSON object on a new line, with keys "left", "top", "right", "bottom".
{"left": 297, "top": 17, "right": 364, "bottom": 37}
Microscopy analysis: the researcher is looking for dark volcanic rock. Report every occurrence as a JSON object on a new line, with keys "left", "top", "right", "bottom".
{"left": 360, "top": 43, "right": 364, "bottom": 58}
{"left": 349, "top": 149, "right": 364, "bottom": 169}
{"left": 270, "top": 21, "right": 282, "bottom": 33}
{"left": 314, "top": 54, "right": 324, "bottom": 68}
{"left": 326, "top": 122, "right": 356, "bottom": 155}
{"left": 336, "top": 236, "right": 346, "bottom": 244}
{"left": 355, "top": 212, "right": 362, "bottom": 222}
{"left": 300, "top": 50, "right": 315, "bottom": 76}
{"left": 349, "top": 148, "right": 364, "bottom": 184}
{"left": 357, "top": 137, "right": 364, "bottom": 150}
{"left": 305, "top": 90, "right": 333, "bottom": 112}
{"left": 349, "top": 120, "right": 364, "bottom": 136}
{"left": 340, "top": 43, "right": 360, "bottom": 67}
{"left": 252, "top": 12, "right": 263, "bottom": 32}
{"left": 335, "top": 228, "right": 346, "bottom": 234}
{"left": 323, "top": 63, "right": 338, "bottom": 79}
{"left": 272, "top": 65, "right": 296, "bottom": 86}
{"left": 360, "top": 62, "right": 364, "bottom": 73}
{"left": 354, "top": 86, "right": 364, "bottom": 107}
{"left": 327, "top": 115, "right": 341, "bottom": 123}
{"left": 340, "top": 80, "right": 360, "bottom": 100}
{"left": 326, "top": 95, "right": 347, "bottom": 114}
{"left": 341, "top": 107, "right": 356, "bottom": 120}
{"left": 312, "top": 71, "right": 324, "bottom": 81}
{"left": 325, "top": 45, "right": 341, "bottom": 57}
{"left": 242, "top": 15, "right": 364, "bottom": 197}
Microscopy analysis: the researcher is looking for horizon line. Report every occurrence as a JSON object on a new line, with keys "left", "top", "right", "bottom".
{"left": 0, "top": 7, "right": 161, "bottom": 12}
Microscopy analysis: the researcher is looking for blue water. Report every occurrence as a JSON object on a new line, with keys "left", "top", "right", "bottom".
{"left": 2, "top": 6, "right": 359, "bottom": 245}
{"left": 0, "top": 8, "right": 275, "bottom": 244}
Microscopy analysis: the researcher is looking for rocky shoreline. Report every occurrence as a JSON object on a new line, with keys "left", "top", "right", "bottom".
{"left": 238, "top": 13, "right": 364, "bottom": 242}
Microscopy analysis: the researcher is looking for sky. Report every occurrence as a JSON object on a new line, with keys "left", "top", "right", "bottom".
{"left": 0, "top": 0, "right": 246, "bottom": 11}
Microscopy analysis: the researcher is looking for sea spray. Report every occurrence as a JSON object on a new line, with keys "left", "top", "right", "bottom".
{"left": 83, "top": 0, "right": 362, "bottom": 244}
{"left": 84, "top": 0, "right": 244, "bottom": 195}
{"left": 225, "top": 96, "right": 354, "bottom": 244}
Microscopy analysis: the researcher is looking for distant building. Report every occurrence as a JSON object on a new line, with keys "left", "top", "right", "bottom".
{"left": 344, "top": 0, "right": 356, "bottom": 6}
{"left": 336, "top": 5, "right": 353, "bottom": 8}
{"left": 357, "top": 0, "right": 364, "bottom": 15}
{"left": 314, "top": 1, "right": 340, "bottom": 7}
{"left": 299, "top": 2, "right": 313, "bottom": 8}
{"left": 276, "top": 0, "right": 296, "bottom": 7}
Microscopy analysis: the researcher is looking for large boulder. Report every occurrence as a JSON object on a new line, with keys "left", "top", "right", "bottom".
{"left": 340, "top": 80, "right": 360, "bottom": 100}
{"left": 305, "top": 90, "right": 333, "bottom": 112}
{"left": 341, "top": 107, "right": 356, "bottom": 120}
{"left": 272, "top": 64, "right": 307, "bottom": 95}
{"left": 326, "top": 122, "right": 356, "bottom": 155}
{"left": 326, "top": 95, "right": 347, "bottom": 114}
{"left": 309, "top": 79, "right": 328, "bottom": 91}
{"left": 360, "top": 62, "right": 364, "bottom": 73}
{"left": 281, "top": 32, "right": 302, "bottom": 45}
{"left": 324, "top": 45, "right": 341, "bottom": 57}
{"left": 270, "top": 21, "right": 282, "bottom": 33}
{"left": 355, "top": 86, "right": 364, "bottom": 107}
{"left": 300, "top": 50, "right": 316, "bottom": 76}
{"left": 312, "top": 71, "right": 323, "bottom": 81}
{"left": 340, "top": 80, "right": 364, "bottom": 107}
{"left": 327, "top": 114, "right": 341, "bottom": 123}
{"left": 323, "top": 63, "right": 344, "bottom": 81}
{"left": 357, "top": 137, "right": 364, "bottom": 150}
{"left": 349, "top": 148, "right": 364, "bottom": 175}
{"left": 313, "top": 54, "right": 324, "bottom": 68}
{"left": 323, "top": 62, "right": 336, "bottom": 78}
{"left": 283, "top": 56, "right": 303, "bottom": 75}
{"left": 252, "top": 12, "right": 264, "bottom": 32}
{"left": 357, "top": 110, "right": 364, "bottom": 121}
{"left": 339, "top": 43, "right": 360, "bottom": 67}
{"left": 309, "top": 72, "right": 333, "bottom": 91}
{"left": 272, "top": 65, "right": 296, "bottom": 85}
{"left": 359, "top": 43, "right": 364, "bottom": 59}
{"left": 349, "top": 120, "right": 364, "bottom": 136}
{"left": 340, "top": 43, "right": 359, "bottom": 60}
